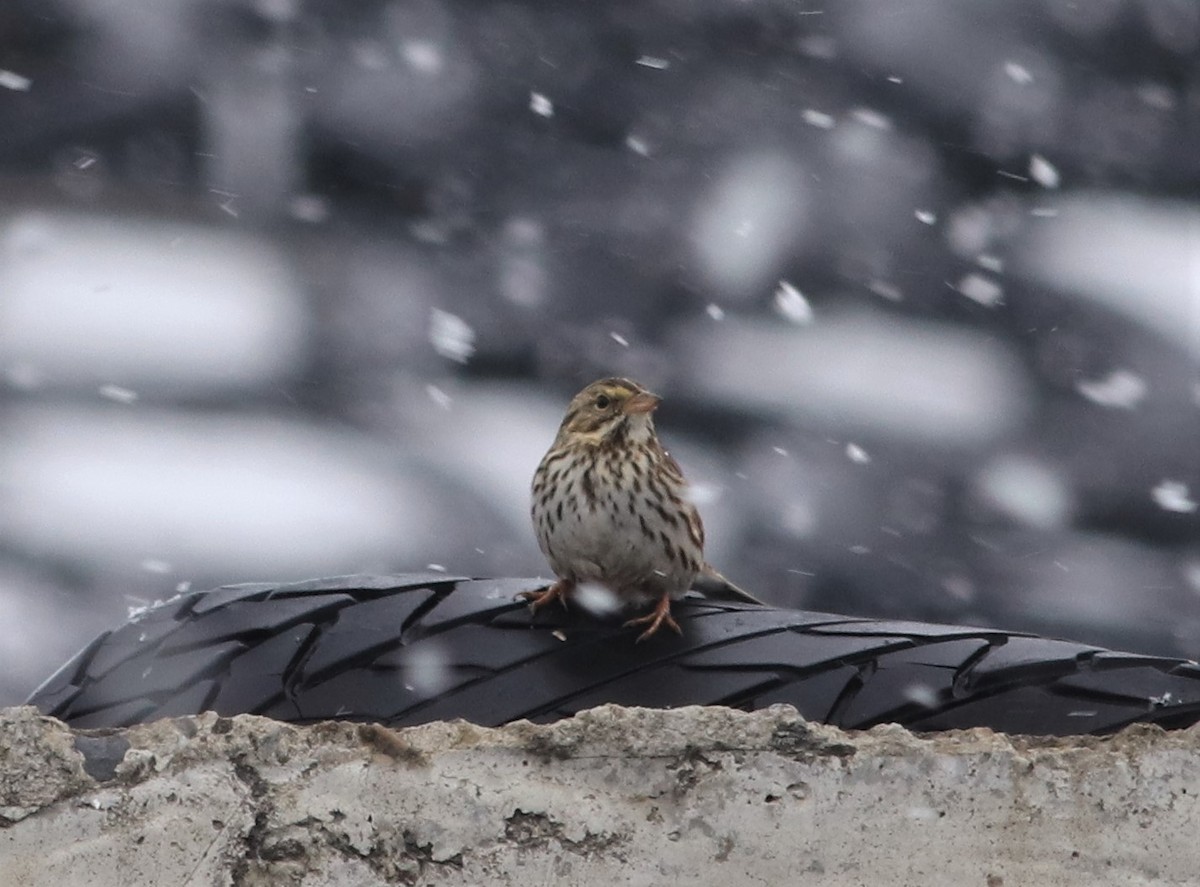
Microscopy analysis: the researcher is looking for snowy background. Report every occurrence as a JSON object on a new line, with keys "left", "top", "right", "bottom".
{"left": 1, "top": 0, "right": 1198, "bottom": 705}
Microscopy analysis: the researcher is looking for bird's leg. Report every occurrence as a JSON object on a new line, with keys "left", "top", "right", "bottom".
{"left": 623, "top": 591, "right": 682, "bottom": 642}
{"left": 520, "top": 578, "right": 573, "bottom": 612}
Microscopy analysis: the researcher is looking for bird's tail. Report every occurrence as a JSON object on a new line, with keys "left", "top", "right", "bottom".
{"left": 692, "top": 564, "right": 766, "bottom": 605}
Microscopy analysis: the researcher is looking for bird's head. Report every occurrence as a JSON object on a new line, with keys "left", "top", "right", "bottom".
{"left": 556, "top": 377, "right": 661, "bottom": 446}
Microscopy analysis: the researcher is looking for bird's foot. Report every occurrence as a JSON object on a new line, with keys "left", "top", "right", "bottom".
{"left": 520, "top": 579, "right": 573, "bottom": 612}
{"left": 623, "top": 593, "right": 682, "bottom": 642}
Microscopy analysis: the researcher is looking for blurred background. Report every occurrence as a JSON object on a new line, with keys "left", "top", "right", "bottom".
{"left": 1, "top": 0, "right": 1198, "bottom": 706}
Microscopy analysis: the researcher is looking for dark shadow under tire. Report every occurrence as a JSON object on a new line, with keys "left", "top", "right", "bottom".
{"left": 27, "top": 574, "right": 1200, "bottom": 735}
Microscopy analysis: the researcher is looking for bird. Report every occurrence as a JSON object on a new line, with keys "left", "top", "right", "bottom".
{"left": 526, "top": 377, "right": 762, "bottom": 641}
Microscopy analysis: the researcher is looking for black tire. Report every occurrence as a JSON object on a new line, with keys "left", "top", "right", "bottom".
{"left": 27, "top": 574, "right": 1200, "bottom": 735}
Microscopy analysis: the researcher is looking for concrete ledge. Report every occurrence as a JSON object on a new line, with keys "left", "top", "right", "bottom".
{"left": 1, "top": 704, "right": 1196, "bottom": 885}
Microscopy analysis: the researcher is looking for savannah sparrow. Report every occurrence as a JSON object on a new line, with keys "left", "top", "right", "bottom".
{"left": 527, "top": 377, "right": 761, "bottom": 641}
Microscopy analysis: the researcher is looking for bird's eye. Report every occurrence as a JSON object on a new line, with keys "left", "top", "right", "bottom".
{"left": 594, "top": 394, "right": 611, "bottom": 410}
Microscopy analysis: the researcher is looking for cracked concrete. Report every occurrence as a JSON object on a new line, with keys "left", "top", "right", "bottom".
{"left": 1, "top": 704, "right": 1198, "bottom": 885}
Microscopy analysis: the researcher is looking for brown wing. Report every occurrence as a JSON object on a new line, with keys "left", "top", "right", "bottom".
{"left": 661, "top": 449, "right": 686, "bottom": 483}
{"left": 659, "top": 448, "right": 705, "bottom": 551}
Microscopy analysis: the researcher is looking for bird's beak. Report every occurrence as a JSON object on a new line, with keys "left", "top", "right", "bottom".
{"left": 623, "top": 392, "right": 661, "bottom": 415}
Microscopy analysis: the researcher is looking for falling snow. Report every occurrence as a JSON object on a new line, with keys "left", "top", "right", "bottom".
{"left": 529, "top": 92, "right": 554, "bottom": 117}
{"left": 0, "top": 70, "right": 31, "bottom": 91}
{"left": 1004, "top": 62, "right": 1033, "bottom": 84}
{"left": 609, "top": 331, "right": 630, "bottom": 347}
{"left": 851, "top": 107, "right": 892, "bottom": 130}
{"left": 774, "top": 280, "right": 814, "bottom": 324}
{"left": 429, "top": 308, "right": 476, "bottom": 363}
{"left": 425, "top": 384, "right": 453, "bottom": 410}
{"left": 705, "top": 303, "right": 726, "bottom": 320}
{"left": 1076, "top": 369, "right": 1146, "bottom": 409}
{"left": 845, "top": 443, "right": 870, "bottom": 464}
{"left": 903, "top": 683, "right": 938, "bottom": 708}
{"left": 1029, "top": 154, "right": 1060, "bottom": 189}
{"left": 976, "top": 455, "right": 1071, "bottom": 529}
{"left": 955, "top": 273, "right": 1004, "bottom": 308}
{"left": 1138, "top": 83, "right": 1175, "bottom": 111}
{"left": 401, "top": 644, "right": 451, "bottom": 696}
{"left": 635, "top": 55, "right": 670, "bottom": 69}
{"left": 402, "top": 40, "right": 444, "bottom": 75}
{"left": 914, "top": 209, "right": 937, "bottom": 225}
{"left": 99, "top": 384, "right": 138, "bottom": 404}
{"left": 802, "top": 109, "right": 835, "bottom": 129}
{"left": 1152, "top": 481, "right": 1197, "bottom": 514}
{"left": 575, "top": 582, "right": 620, "bottom": 615}
{"left": 867, "top": 279, "right": 903, "bottom": 302}
{"left": 682, "top": 481, "right": 720, "bottom": 506}
{"left": 625, "top": 134, "right": 651, "bottom": 156}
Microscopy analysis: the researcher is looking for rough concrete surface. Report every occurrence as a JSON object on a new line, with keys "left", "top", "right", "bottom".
{"left": 0, "top": 704, "right": 1196, "bottom": 886}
